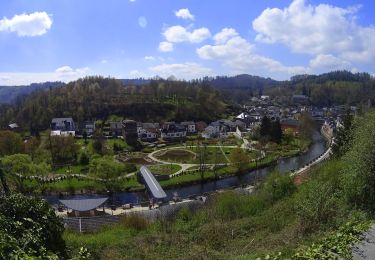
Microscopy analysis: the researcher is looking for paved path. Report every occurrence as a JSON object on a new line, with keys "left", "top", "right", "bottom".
{"left": 353, "top": 225, "right": 375, "bottom": 259}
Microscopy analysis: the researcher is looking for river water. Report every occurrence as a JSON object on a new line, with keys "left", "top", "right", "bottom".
{"left": 46, "top": 132, "right": 327, "bottom": 206}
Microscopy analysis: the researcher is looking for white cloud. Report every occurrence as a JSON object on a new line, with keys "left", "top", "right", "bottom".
{"left": 309, "top": 54, "right": 351, "bottom": 70}
{"left": 138, "top": 16, "right": 147, "bottom": 28}
{"left": 0, "top": 66, "right": 90, "bottom": 85}
{"left": 163, "top": 25, "right": 211, "bottom": 43}
{"left": 252, "top": 0, "right": 375, "bottom": 64}
{"left": 129, "top": 0, "right": 136, "bottom": 2}
{"left": 144, "top": 56, "right": 156, "bottom": 61}
{"left": 197, "top": 28, "right": 307, "bottom": 77}
{"left": 0, "top": 12, "right": 52, "bottom": 37}
{"left": 101, "top": 59, "right": 108, "bottom": 64}
{"left": 213, "top": 28, "right": 239, "bottom": 44}
{"left": 175, "top": 8, "right": 195, "bottom": 21}
{"left": 149, "top": 63, "right": 212, "bottom": 79}
{"left": 159, "top": 41, "right": 174, "bottom": 52}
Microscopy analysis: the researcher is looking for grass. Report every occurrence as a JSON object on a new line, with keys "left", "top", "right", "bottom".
{"left": 22, "top": 175, "right": 143, "bottom": 193}
{"left": 148, "top": 164, "right": 181, "bottom": 175}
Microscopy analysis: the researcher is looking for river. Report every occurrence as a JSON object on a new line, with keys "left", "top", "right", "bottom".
{"left": 45, "top": 131, "right": 327, "bottom": 207}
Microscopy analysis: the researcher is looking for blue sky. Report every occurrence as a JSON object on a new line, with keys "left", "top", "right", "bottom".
{"left": 0, "top": 0, "right": 375, "bottom": 85}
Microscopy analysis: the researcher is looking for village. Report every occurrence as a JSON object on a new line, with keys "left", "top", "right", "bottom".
{"left": 46, "top": 94, "right": 350, "bottom": 144}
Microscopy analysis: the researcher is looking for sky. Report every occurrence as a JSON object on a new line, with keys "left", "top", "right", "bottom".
{"left": 0, "top": 0, "right": 375, "bottom": 85}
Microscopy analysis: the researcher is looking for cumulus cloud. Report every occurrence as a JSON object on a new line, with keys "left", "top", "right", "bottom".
{"left": 309, "top": 54, "right": 351, "bottom": 71}
{"left": 197, "top": 28, "right": 307, "bottom": 77}
{"left": 252, "top": 0, "right": 375, "bottom": 64}
{"left": 159, "top": 41, "right": 174, "bottom": 52}
{"left": 0, "top": 12, "right": 52, "bottom": 37}
{"left": 213, "top": 28, "right": 239, "bottom": 44}
{"left": 163, "top": 25, "right": 211, "bottom": 43}
{"left": 175, "top": 8, "right": 195, "bottom": 20}
{"left": 149, "top": 63, "right": 212, "bottom": 79}
{"left": 0, "top": 66, "right": 90, "bottom": 85}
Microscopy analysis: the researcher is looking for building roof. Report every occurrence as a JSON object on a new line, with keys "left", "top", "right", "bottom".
{"left": 51, "top": 118, "right": 74, "bottom": 123}
{"left": 59, "top": 197, "right": 108, "bottom": 212}
{"left": 8, "top": 123, "right": 19, "bottom": 129}
{"left": 139, "top": 166, "right": 167, "bottom": 199}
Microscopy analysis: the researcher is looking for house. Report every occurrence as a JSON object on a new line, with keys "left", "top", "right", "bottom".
{"left": 280, "top": 118, "right": 300, "bottom": 134}
{"left": 77, "top": 121, "right": 95, "bottom": 136}
{"left": 322, "top": 119, "right": 336, "bottom": 138}
{"left": 138, "top": 123, "right": 160, "bottom": 142}
{"left": 181, "top": 121, "right": 196, "bottom": 134}
{"left": 195, "top": 121, "right": 207, "bottom": 132}
{"left": 51, "top": 118, "right": 76, "bottom": 136}
{"left": 109, "top": 122, "right": 123, "bottom": 137}
{"left": 202, "top": 125, "right": 220, "bottom": 138}
{"left": 161, "top": 123, "right": 186, "bottom": 141}
{"left": 51, "top": 118, "right": 75, "bottom": 131}
{"left": 7, "top": 123, "right": 21, "bottom": 132}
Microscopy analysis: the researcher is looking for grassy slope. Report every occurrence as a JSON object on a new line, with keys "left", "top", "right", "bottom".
{"left": 64, "top": 159, "right": 367, "bottom": 259}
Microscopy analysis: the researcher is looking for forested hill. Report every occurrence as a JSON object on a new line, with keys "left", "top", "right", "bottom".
{"left": 0, "top": 82, "right": 65, "bottom": 104}
{"left": 0, "top": 76, "right": 227, "bottom": 131}
{"left": 266, "top": 71, "right": 375, "bottom": 106}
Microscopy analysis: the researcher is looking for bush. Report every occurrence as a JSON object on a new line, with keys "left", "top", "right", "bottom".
{"left": 120, "top": 214, "right": 148, "bottom": 231}
{"left": 261, "top": 171, "right": 296, "bottom": 202}
{"left": 79, "top": 151, "right": 90, "bottom": 165}
{"left": 0, "top": 193, "right": 67, "bottom": 258}
{"left": 295, "top": 180, "right": 340, "bottom": 233}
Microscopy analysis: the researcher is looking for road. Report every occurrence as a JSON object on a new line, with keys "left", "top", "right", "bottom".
{"left": 353, "top": 225, "right": 375, "bottom": 259}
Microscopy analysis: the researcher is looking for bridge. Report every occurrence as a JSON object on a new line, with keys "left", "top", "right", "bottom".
{"left": 138, "top": 166, "right": 167, "bottom": 201}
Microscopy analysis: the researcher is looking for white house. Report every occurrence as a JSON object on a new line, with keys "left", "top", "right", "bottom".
{"left": 181, "top": 121, "right": 196, "bottom": 134}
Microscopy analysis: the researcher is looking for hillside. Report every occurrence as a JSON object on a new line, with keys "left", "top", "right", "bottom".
{"left": 0, "top": 76, "right": 227, "bottom": 131}
{"left": 0, "top": 82, "right": 65, "bottom": 104}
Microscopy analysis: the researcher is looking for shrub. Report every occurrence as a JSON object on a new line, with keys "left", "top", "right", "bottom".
{"left": 120, "top": 214, "right": 148, "bottom": 231}
{"left": 79, "top": 151, "right": 90, "bottom": 165}
{"left": 295, "top": 180, "right": 340, "bottom": 233}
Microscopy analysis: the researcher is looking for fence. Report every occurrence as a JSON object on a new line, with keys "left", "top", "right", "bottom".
{"left": 63, "top": 215, "right": 121, "bottom": 233}
{"left": 63, "top": 199, "right": 206, "bottom": 233}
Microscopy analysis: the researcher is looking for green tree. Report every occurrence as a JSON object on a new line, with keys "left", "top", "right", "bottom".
{"left": 270, "top": 119, "right": 283, "bottom": 144}
{"left": 342, "top": 111, "right": 375, "bottom": 211}
{"left": 299, "top": 112, "right": 315, "bottom": 142}
{"left": 0, "top": 193, "right": 67, "bottom": 258}
{"left": 24, "top": 136, "right": 41, "bottom": 161}
{"left": 259, "top": 116, "right": 271, "bottom": 140}
{"left": 0, "top": 131, "right": 23, "bottom": 156}
{"left": 89, "top": 156, "right": 125, "bottom": 190}
{"left": 283, "top": 128, "right": 294, "bottom": 144}
{"left": 332, "top": 110, "right": 353, "bottom": 157}
{"left": 49, "top": 135, "right": 79, "bottom": 164}
{"left": 2, "top": 154, "right": 50, "bottom": 192}
{"left": 230, "top": 147, "right": 249, "bottom": 174}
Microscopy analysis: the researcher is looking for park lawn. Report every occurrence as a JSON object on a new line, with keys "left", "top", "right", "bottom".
{"left": 148, "top": 164, "right": 182, "bottom": 175}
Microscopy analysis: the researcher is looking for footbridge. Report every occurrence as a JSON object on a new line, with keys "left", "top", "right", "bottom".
{"left": 138, "top": 166, "right": 167, "bottom": 201}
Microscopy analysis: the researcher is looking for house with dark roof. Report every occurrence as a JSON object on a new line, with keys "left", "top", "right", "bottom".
{"left": 161, "top": 123, "right": 186, "bottom": 141}
{"left": 51, "top": 118, "right": 75, "bottom": 131}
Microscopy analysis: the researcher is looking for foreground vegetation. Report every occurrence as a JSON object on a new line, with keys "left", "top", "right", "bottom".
{"left": 3, "top": 110, "right": 375, "bottom": 258}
